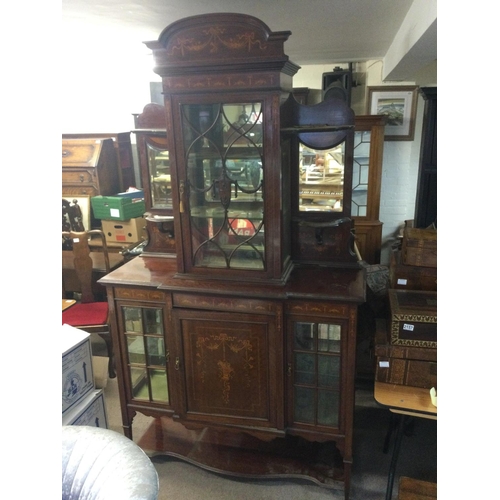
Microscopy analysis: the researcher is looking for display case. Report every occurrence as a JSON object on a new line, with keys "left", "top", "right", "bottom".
{"left": 145, "top": 15, "right": 299, "bottom": 284}
{"left": 350, "top": 115, "right": 386, "bottom": 264}
{"left": 133, "top": 103, "right": 175, "bottom": 256}
{"left": 101, "top": 13, "right": 366, "bottom": 500}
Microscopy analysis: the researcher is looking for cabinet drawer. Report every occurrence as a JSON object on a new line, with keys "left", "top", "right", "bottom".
{"left": 62, "top": 170, "right": 94, "bottom": 184}
{"left": 286, "top": 301, "right": 349, "bottom": 318}
{"left": 62, "top": 186, "right": 98, "bottom": 197}
{"left": 173, "top": 293, "right": 275, "bottom": 315}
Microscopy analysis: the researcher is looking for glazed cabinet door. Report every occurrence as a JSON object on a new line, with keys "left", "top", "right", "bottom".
{"left": 172, "top": 307, "right": 282, "bottom": 430}
{"left": 286, "top": 303, "right": 356, "bottom": 437}
{"left": 115, "top": 299, "right": 174, "bottom": 411}
{"left": 169, "top": 92, "right": 289, "bottom": 282}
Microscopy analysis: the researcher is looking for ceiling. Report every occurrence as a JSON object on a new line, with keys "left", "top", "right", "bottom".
{"left": 61, "top": 0, "right": 436, "bottom": 79}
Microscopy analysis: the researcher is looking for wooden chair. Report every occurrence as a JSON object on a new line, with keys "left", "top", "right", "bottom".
{"left": 62, "top": 229, "right": 115, "bottom": 378}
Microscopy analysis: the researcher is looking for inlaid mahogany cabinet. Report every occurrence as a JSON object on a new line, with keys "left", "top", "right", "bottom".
{"left": 100, "top": 13, "right": 365, "bottom": 499}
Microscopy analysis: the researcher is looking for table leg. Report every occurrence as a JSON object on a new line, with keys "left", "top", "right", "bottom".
{"left": 385, "top": 414, "right": 406, "bottom": 500}
{"left": 383, "top": 412, "right": 397, "bottom": 454}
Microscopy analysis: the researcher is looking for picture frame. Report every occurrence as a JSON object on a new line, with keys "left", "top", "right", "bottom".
{"left": 366, "top": 86, "right": 418, "bottom": 141}
{"left": 62, "top": 195, "right": 91, "bottom": 231}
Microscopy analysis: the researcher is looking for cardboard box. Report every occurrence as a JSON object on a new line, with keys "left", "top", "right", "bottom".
{"left": 102, "top": 217, "right": 146, "bottom": 243}
{"left": 388, "top": 289, "right": 437, "bottom": 348}
{"left": 62, "top": 324, "right": 95, "bottom": 415}
{"left": 91, "top": 195, "right": 145, "bottom": 221}
{"left": 401, "top": 227, "right": 437, "bottom": 268}
{"left": 62, "top": 389, "right": 108, "bottom": 428}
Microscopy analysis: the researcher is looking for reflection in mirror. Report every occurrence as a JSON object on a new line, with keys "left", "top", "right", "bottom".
{"left": 147, "top": 143, "right": 171, "bottom": 208}
{"left": 298, "top": 143, "right": 345, "bottom": 212}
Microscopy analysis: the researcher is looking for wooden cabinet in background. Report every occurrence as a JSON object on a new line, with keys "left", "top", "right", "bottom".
{"left": 414, "top": 87, "right": 437, "bottom": 229}
{"left": 351, "top": 115, "right": 385, "bottom": 264}
{"left": 62, "top": 138, "right": 120, "bottom": 229}
{"left": 62, "top": 132, "right": 136, "bottom": 192}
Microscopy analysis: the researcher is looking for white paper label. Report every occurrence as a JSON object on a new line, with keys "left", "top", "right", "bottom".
{"left": 403, "top": 323, "right": 414, "bottom": 331}
{"left": 110, "top": 208, "right": 120, "bottom": 217}
{"left": 379, "top": 361, "right": 390, "bottom": 368}
{"left": 397, "top": 278, "right": 407, "bottom": 285}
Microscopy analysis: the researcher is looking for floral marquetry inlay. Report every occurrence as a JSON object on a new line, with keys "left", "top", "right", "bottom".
{"left": 167, "top": 28, "right": 267, "bottom": 58}
{"left": 196, "top": 333, "right": 255, "bottom": 405}
{"left": 287, "top": 302, "right": 348, "bottom": 317}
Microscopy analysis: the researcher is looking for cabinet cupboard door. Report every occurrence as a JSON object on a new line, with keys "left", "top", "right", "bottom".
{"left": 288, "top": 316, "right": 348, "bottom": 432}
{"left": 118, "top": 303, "right": 172, "bottom": 408}
{"left": 173, "top": 309, "right": 280, "bottom": 428}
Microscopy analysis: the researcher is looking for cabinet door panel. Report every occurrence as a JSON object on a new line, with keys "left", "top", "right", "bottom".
{"left": 118, "top": 303, "right": 172, "bottom": 407}
{"left": 287, "top": 316, "right": 348, "bottom": 432}
{"left": 175, "top": 309, "right": 277, "bottom": 426}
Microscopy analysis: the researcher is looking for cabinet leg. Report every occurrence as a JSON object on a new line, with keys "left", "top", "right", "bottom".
{"left": 98, "top": 332, "right": 116, "bottom": 378}
{"left": 343, "top": 460, "right": 352, "bottom": 500}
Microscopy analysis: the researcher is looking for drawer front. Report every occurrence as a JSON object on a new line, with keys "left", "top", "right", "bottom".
{"left": 286, "top": 301, "right": 349, "bottom": 318}
{"left": 62, "top": 186, "right": 98, "bottom": 197}
{"left": 62, "top": 170, "right": 94, "bottom": 185}
{"left": 62, "top": 141, "right": 100, "bottom": 167}
{"left": 114, "top": 287, "right": 166, "bottom": 302}
{"left": 173, "top": 293, "right": 275, "bottom": 315}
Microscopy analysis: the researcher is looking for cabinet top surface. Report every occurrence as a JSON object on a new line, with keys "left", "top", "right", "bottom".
{"left": 99, "top": 255, "right": 365, "bottom": 303}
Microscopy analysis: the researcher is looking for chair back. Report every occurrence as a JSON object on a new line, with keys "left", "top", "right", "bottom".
{"left": 62, "top": 230, "right": 110, "bottom": 303}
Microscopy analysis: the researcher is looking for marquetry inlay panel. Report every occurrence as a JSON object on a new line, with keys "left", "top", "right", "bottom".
{"left": 173, "top": 293, "right": 275, "bottom": 315}
{"left": 180, "top": 317, "right": 271, "bottom": 420}
{"left": 115, "top": 287, "right": 166, "bottom": 302}
{"left": 286, "top": 301, "right": 349, "bottom": 318}
{"left": 163, "top": 72, "right": 279, "bottom": 91}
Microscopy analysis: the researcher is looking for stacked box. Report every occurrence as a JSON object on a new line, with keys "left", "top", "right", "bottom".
{"left": 62, "top": 325, "right": 109, "bottom": 428}
{"left": 375, "top": 319, "right": 437, "bottom": 389}
{"left": 101, "top": 217, "right": 146, "bottom": 243}
{"left": 388, "top": 289, "right": 437, "bottom": 348}
{"left": 401, "top": 227, "right": 437, "bottom": 268}
{"left": 91, "top": 195, "right": 145, "bottom": 221}
{"left": 389, "top": 249, "right": 437, "bottom": 291}
{"left": 62, "top": 324, "right": 95, "bottom": 415}
{"left": 62, "top": 389, "right": 108, "bottom": 428}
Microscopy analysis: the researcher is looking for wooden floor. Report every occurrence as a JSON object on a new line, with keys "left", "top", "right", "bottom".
{"left": 398, "top": 476, "right": 437, "bottom": 500}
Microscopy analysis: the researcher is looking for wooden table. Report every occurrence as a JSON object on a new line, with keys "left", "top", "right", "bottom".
{"left": 62, "top": 251, "right": 125, "bottom": 299}
{"left": 374, "top": 382, "right": 437, "bottom": 500}
{"left": 62, "top": 299, "right": 76, "bottom": 311}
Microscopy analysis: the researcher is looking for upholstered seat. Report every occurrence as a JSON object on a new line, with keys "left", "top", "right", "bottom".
{"left": 62, "top": 425, "right": 159, "bottom": 500}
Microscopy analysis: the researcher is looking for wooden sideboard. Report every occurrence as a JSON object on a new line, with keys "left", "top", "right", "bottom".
{"left": 100, "top": 254, "right": 365, "bottom": 496}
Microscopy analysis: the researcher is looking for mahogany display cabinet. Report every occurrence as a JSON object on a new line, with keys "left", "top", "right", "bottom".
{"left": 100, "top": 13, "right": 366, "bottom": 499}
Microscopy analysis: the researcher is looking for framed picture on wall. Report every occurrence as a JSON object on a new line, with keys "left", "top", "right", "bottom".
{"left": 367, "top": 86, "right": 418, "bottom": 141}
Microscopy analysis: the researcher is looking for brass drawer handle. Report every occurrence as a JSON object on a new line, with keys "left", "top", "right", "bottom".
{"left": 62, "top": 150, "right": 69, "bottom": 157}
